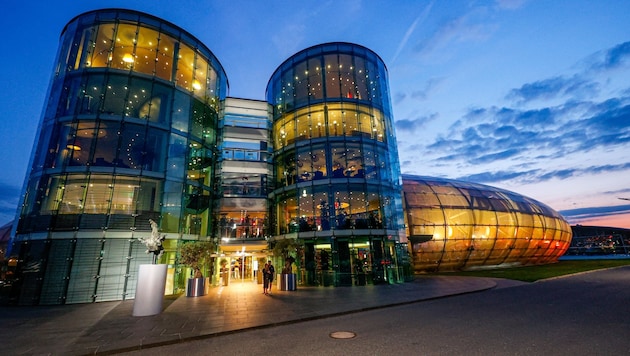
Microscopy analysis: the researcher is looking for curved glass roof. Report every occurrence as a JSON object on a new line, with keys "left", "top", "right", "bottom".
{"left": 402, "top": 175, "right": 572, "bottom": 272}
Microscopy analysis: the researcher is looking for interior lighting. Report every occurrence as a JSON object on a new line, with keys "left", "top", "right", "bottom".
{"left": 192, "top": 80, "right": 201, "bottom": 90}
{"left": 122, "top": 53, "right": 135, "bottom": 63}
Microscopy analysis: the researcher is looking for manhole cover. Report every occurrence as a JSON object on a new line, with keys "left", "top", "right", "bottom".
{"left": 330, "top": 331, "right": 356, "bottom": 339}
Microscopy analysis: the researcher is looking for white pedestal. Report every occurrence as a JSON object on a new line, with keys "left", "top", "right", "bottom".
{"left": 132, "top": 264, "right": 167, "bottom": 316}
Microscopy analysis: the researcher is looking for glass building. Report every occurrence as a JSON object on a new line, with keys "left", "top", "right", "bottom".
{"left": 6, "top": 9, "right": 572, "bottom": 305}
{"left": 214, "top": 98, "right": 272, "bottom": 283}
{"left": 266, "top": 43, "right": 408, "bottom": 286}
{"left": 403, "top": 175, "right": 572, "bottom": 272}
{"left": 10, "top": 9, "right": 227, "bottom": 304}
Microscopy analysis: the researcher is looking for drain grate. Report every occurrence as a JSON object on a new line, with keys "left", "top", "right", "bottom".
{"left": 330, "top": 331, "right": 357, "bottom": 339}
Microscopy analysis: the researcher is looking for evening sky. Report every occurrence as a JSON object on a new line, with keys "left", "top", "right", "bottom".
{"left": 1, "top": 0, "right": 629, "bottom": 228}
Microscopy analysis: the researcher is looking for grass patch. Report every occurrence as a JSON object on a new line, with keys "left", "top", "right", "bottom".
{"left": 435, "top": 259, "right": 630, "bottom": 282}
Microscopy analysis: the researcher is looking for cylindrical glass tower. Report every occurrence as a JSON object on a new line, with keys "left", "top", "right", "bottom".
{"left": 266, "top": 43, "right": 408, "bottom": 286}
{"left": 11, "top": 9, "right": 227, "bottom": 304}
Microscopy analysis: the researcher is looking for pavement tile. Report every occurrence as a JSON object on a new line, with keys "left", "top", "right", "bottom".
{"left": 0, "top": 276, "right": 499, "bottom": 355}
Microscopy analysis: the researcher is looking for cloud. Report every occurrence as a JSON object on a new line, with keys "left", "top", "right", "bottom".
{"left": 460, "top": 161, "right": 630, "bottom": 186}
{"left": 453, "top": 160, "right": 630, "bottom": 187}
{"left": 603, "top": 188, "right": 630, "bottom": 195}
{"left": 394, "top": 77, "right": 444, "bottom": 107}
{"left": 430, "top": 107, "right": 550, "bottom": 162}
{"left": 583, "top": 162, "right": 630, "bottom": 175}
{"left": 588, "top": 41, "right": 630, "bottom": 71}
{"left": 470, "top": 148, "right": 521, "bottom": 164}
{"left": 506, "top": 75, "right": 599, "bottom": 103}
{"left": 269, "top": 0, "right": 361, "bottom": 57}
{"left": 583, "top": 100, "right": 630, "bottom": 132}
{"left": 406, "top": 97, "right": 630, "bottom": 186}
{"left": 494, "top": 0, "right": 528, "bottom": 10}
{"left": 535, "top": 163, "right": 629, "bottom": 183}
{"left": 538, "top": 168, "right": 578, "bottom": 181}
{"left": 436, "top": 75, "right": 628, "bottom": 164}
{"left": 413, "top": 14, "right": 497, "bottom": 58}
{"left": 401, "top": 160, "right": 413, "bottom": 168}
{"left": 390, "top": 1, "right": 434, "bottom": 65}
{"left": 458, "top": 170, "right": 535, "bottom": 184}
{"left": 393, "top": 92, "right": 407, "bottom": 104}
{"left": 460, "top": 106, "right": 555, "bottom": 128}
{"left": 398, "top": 40, "right": 630, "bottom": 194}
{"left": 395, "top": 112, "right": 438, "bottom": 132}
{"left": 271, "top": 23, "right": 307, "bottom": 57}
{"left": 559, "top": 204, "right": 630, "bottom": 220}
{"left": 410, "top": 77, "right": 444, "bottom": 101}
{"left": 507, "top": 40, "right": 630, "bottom": 104}
{"left": 564, "top": 101, "right": 630, "bottom": 153}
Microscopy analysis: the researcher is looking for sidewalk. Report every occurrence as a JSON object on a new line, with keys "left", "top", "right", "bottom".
{"left": 0, "top": 276, "right": 510, "bottom": 355}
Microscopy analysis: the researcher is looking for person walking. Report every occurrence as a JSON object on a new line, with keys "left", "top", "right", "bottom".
{"left": 233, "top": 260, "right": 240, "bottom": 279}
{"left": 267, "top": 261, "right": 275, "bottom": 295}
{"left": 262, "top": 262, "right": 270, "bottom": 295}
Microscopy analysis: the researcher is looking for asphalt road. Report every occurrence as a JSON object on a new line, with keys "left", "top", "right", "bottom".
{"left": 124, "top": 266, "right": 630, "bottom": 356}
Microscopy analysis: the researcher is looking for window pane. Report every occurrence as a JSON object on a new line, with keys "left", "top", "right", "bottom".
{"left": 156, "top": 34, "right": 175, "bottom": 81}
{"left": 102, "top": 75, "right": 129, "bottom": 116}
{"left": 339, "top": 54, "right": 354, "bottom": 99}
{"left": 90, "top": 24, "right": 115, "bottom": 68}
{"left": 176, "top": 43, "right": 195, "bottom": 90}
{"left": 134, "top": 26, "right": 159, "bottom": 76}
{"left": 307, "top": 57, "right": 323, "bottom": 100}
{"left": 92, "top": 121, "right": 121, "bottom": 167}
{"left": 172, "top": 90, "right": 191, "bottom": 132}
{"left": 324, "top": 54, "right": 340, "bottom": 98}
{"left": 111, "top": 23, "right": 137, "bottom": 71}
{"left": 166, "top": 133, "right": 187, "bottom": 179}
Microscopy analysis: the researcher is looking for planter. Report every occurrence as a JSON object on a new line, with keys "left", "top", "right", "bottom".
{"left": 204, "top": 277, "right": 211, "bottom": 294}
{"left": 278, "top": 273, "right": 297, "bottom": 291}
{"left": 186, "top": 277, "right": 205, "bottom": 297}
{"left": 220, "top": 269, "right": 229, "bottom": 286}
{"left": 132, "top": 264, "right": 167, "bottom": 316}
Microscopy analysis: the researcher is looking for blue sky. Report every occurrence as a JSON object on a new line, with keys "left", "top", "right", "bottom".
{"left": 1, "top": 0, "right": 629, "bottom": 228}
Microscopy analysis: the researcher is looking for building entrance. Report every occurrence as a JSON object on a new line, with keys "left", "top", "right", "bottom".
{"left": 216, "top": 254, "right": 267, "bottom": 286}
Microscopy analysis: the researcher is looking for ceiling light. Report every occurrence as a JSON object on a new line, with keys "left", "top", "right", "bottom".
{"left": 122, "top": 53, "right": 134, "bottom": 63}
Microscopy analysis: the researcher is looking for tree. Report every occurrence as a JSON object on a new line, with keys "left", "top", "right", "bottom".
{"left": 273, "top": 238, "right": 300, "bottom": 274}
{"left": 179, "top": 241, "right": 214, "bottom": 278}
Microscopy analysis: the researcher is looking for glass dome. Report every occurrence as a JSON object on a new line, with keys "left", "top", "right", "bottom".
{"left": 402, "top": 175, "right": 572, "bottom": 272}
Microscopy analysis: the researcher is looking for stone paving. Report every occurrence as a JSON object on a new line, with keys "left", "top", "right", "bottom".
{"left": 0, "top": 276, "right": 511, "bottom": 355}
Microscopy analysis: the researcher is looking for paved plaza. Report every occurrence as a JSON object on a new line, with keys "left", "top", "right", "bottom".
{"left": 0, "top": 275, "right": 516, "bottom": 355}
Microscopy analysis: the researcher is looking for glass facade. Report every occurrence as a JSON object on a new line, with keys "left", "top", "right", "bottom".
{"left": 10, "top": 9, "right": 227, "bottom": 305}
{"left": 211, "top": 98, "right": 272, "bottom": 287}
{"left": 5, "top": 10, "right": 575, "bottom": 305}
{"left": 402, "top": 175, "right": 572, "bottom": 272}
{"left": 267, "top": 43, "right": 409, "bottom": 287}
{"left": 216, "top": 98, "right": 272, "bottom": 241}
